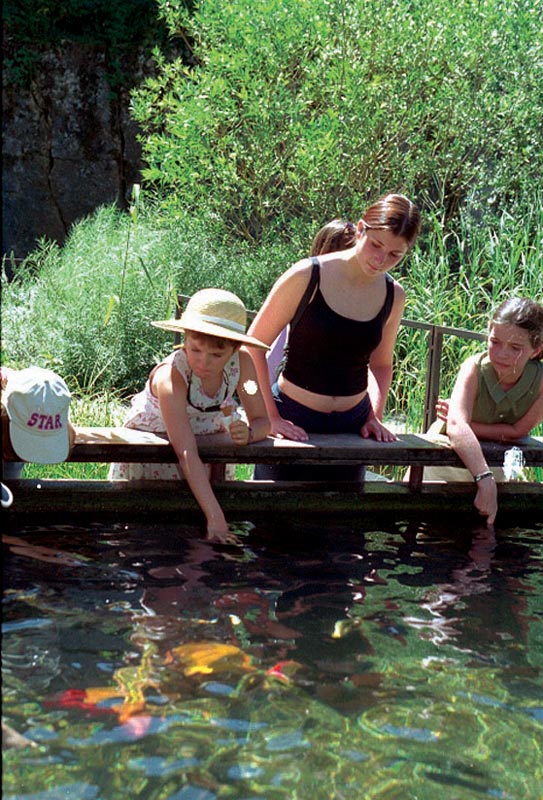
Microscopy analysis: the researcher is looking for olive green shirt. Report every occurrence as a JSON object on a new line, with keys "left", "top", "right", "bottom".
{"left": 473, "top": 353, "right": 543, "bottom": 424}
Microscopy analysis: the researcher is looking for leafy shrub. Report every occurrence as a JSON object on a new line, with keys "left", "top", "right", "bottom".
{"left": 1, "top": 202, "right": 303, "bottom": 394}
{"left": 131, "top": 0, "right": 543, "bottom": 242}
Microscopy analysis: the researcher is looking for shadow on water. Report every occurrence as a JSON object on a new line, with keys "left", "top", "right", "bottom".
{"left": 2, "top": 515, "right": 543, "bottom": 800}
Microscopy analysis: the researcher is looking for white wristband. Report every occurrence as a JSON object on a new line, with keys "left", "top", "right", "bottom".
{"left": 474, "top": 470, "right": 494, "bottom": 483}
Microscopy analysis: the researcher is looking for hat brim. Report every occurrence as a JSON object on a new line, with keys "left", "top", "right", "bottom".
{"left": 151, "top": 318, "right": 269, "bottom": 350}
{"left": 9, "top": 422, "right": 70, "bottom": 464}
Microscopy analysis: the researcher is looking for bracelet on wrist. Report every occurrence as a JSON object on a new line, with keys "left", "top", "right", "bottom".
{"left": 474, "top": 470, "right": 494, "bottom": 483}
{"left": 247, "top": 425, "right": 253, "bottom": 443}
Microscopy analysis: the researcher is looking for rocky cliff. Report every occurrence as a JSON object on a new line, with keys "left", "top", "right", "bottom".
{"left": 2, "top": 44, "right": 153, "bottom": 260}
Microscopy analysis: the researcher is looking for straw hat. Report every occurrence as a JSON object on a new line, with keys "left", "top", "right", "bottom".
{"left": 151, "top": 288, "right": 268, "bottom": 349}
{"left": 4, "top": 367, "right": 72, "bottom": 464}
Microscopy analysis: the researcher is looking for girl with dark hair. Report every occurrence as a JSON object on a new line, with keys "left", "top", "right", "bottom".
{"left": 248, "top": 193, "right": 421, "bottom": 481}
{"left": 435, "top": 296, "right": 543, "bottom": 525}
{"left": 309, "top": 218, "right": 356, "bottom": 257}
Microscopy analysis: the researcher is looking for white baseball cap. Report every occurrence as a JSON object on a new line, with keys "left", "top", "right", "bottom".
{"left": 4, "top": 367, "right": 72, "bottom": 464}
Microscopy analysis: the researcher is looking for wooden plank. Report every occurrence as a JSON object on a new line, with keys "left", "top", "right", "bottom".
{"left": 4, "top": 479, "right": 542, "bottom": 519}
{"left": 62, "top": 429, "right": 543, "bottom": 469}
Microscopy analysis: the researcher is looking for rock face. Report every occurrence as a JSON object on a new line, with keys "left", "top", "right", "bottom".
{"left": 2, "top": 44, "right": 151, "bottom": 261}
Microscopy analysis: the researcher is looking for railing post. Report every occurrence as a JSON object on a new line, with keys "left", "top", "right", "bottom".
{"left": 174, "top": 299, "right": 183, "bottom": 348}
{"left": 424, "top": 326, "right": 443, "bottom": 432}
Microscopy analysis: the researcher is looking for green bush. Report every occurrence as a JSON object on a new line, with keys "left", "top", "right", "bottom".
{"left": 131, "top": 0, "right": 543, "bottom": 242}
{"left": 1, "top": 202, "right": 303, "bottom": 395}
{"left": 3, "top": 195, "right": 541, "bottom": 435}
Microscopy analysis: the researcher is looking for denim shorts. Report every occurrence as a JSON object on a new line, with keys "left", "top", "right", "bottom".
{"left": 253, "top": 386, "right": 370, "bottom": 482}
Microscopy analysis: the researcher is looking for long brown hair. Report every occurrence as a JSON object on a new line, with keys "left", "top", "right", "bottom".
{"left": 363, "top": 194, "right": 421, "bottom": 248}
{"left": 310, "top": 219, "right": 356, "bottom": 256}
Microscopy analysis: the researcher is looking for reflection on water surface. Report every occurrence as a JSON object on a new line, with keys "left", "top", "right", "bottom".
{"left": 3, "top": 517, "right": 543, "bottom": 799}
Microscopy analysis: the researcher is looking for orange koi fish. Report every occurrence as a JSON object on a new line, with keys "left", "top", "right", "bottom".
{"left": 45, "top": 642, "right": 257, "bottom": 723}
{"left": 164, "top": 642, "right": 255, "bottom": 676}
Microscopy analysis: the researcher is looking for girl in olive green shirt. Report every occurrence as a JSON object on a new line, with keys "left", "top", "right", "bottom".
{"left": 436, "top": 297, "right": 543, "bottom": 526}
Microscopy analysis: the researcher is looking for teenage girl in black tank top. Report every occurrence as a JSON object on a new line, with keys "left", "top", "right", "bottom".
{"left": 248, "top": 194, "right": 421, "bottom": 454}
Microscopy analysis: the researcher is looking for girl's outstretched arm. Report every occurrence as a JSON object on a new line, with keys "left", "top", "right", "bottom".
{"left": 446, "top": 356, "right": 497, "bottom": 525}
{"left": 154, "top": 364, "right": 233, "bottom": 543}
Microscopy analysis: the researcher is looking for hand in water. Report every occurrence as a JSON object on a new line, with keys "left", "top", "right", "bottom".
{"left": 206, "top": 520, "right": 255, "bottom": 546}
{"left": 206, "top": 526, "right": 241, "bottom": 545}
{"left": 474, "top": 478, "right": 498, "bottom": 527}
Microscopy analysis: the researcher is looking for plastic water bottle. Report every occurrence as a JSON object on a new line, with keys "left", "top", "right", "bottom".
{"left": 502, "top": 446, "right": 527, "bottom": 482}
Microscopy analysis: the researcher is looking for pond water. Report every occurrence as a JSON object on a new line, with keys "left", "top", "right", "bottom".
{"left": 2, "top": 516, "right": 543, "bottom": 800}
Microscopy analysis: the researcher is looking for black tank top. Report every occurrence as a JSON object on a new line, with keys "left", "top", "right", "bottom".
{"left": 283, "top": 266, "right": 395, "bottom": 396}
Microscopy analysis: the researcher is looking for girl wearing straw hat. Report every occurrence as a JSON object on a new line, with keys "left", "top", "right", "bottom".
{"left": 109, "top": 289, "right": 270, "bottom": 543}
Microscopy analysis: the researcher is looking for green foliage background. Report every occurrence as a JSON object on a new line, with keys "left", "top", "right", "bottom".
{"left": 132, "top": 0, "right": 543, "bottom": 243}
{"left": 2, "top": 0, "right": 543, "bottom": 435}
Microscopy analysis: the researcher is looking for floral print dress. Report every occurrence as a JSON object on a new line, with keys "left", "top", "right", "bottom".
{"left": 109, "top": 348, "right": 240, "bottom": 480}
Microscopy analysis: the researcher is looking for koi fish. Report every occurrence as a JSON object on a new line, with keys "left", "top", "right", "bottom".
{"left": 44, "top": 642, "right": 254, "bottom": 723}
{"left": 164, "top": 642, "right": 255, "bottom": 676}
{"left": 44, "top": 642, "right": 300, "bottom": 724}
{"left": 265, "top": 660, "right": 303, "bottom": 683}
{"left": 44, "top": 687, "right": 121, "bottom": 718}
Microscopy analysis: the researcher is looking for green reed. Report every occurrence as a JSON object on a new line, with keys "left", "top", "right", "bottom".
{"left": 391, "top": 204, "right": 543, "bottom": 434}
{"left": 3, "top": 196, "right": 542, "bottom": 456}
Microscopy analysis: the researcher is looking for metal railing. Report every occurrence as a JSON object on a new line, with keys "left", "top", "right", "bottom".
{"left": 400, "top": 319, "right": 486, "bottom": 430}
{"left": 176, "top": 294, "right": 486, "bottom": 431}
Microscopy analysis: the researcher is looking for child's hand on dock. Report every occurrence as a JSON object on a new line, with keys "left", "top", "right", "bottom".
{"left": 229, "top": 418, "right": 251, "bottom": 446}
{"left": 435, "top": 398, "right": 450, "bottom": 422}
{"left": 221, "top": 401, "right": 251, "bottom": 445}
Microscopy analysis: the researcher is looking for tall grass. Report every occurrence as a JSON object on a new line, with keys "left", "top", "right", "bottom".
{"left": 1, "top": 203, "right": 299, "bottom": 395}
{"left": 393, "top": 202, "right": 543, "bottom": 432}
{"left": 2, "top": 197, "right": 543, "bottom": 442}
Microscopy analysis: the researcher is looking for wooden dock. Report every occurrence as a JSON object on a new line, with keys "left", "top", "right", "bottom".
{"left": 4, "top": 428, "right": 542, "bottom": 521}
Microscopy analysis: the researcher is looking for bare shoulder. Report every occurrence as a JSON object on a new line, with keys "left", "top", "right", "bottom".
{"left": 460, "top": 354, "right": 480, "bottom": 374}
{"left": 250, "top": 257, "right": 317, "bottom": 339}
{"left": 392, "top": 279, "right": 405, "bottom": 300}
{"left": 274, "top": 257, "right": 315, "bottom": 290}
{"left": 152, "top": 360, "right": 187, "bottom": 396}
{"left": 384, "top": 279, "right": 405, "bottom": 325}
{"left": 453, "top": 354, "right": 480, "bottom": 391}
